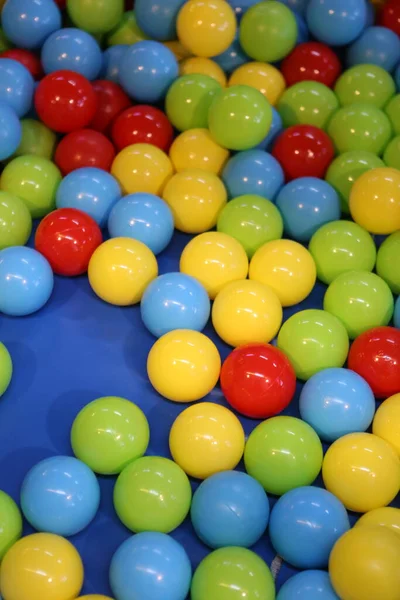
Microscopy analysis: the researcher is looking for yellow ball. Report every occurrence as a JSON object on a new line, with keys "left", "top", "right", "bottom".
{"left": 180, "top": 231, "right": 249, "bottom": 299}
{"left": 0, "top": 533, "right": 83, "bottom": 600}
{"left": 329, "top": 526, "right": 400, "bottom": 600}
{"left": 349, "top": 167, "right": 400, "bottom": 234}
{"left": 373, "top": 393, "right": 400, "bottom": 456}
{"left": 180, "top": 56, "right": 227, "bottom": 87}
{"left": 169, "top": 402, "right": 245, "bottom": 479}
{"left": 169, "top": 128, "right": 229, "bottom": 174}
{"left": 147, "top": 330, "right": 221, "bottom": 402}
{"left": 111, "top": 143, "right": 174, "bottom": 195}
{"left": 355, "top": 507, "right": 400, "bottom": 537}
{"left": 164, "top": 40, "right": 192, "bottom": 61}
{"left": 249, "top": 239, "right": 316, "bottom": 307}
{"left": 322, "top": 432, "right": 400, "bottom": 513}
{"left": 212, "top": 279, "right": 282, "bottom": 347}
{"left": 229, "top": 62, "right": 286, "bottom": 105}
{"left": 88, "top": 238, "right": 158, "bottom": 306}
{"left": 177, "top": 0, "right": 236, "bottom": 58}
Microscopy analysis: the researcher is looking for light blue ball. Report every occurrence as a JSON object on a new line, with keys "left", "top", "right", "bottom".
{"left": 256, "top": 108, "right": 283, "bottom": 151}
{"left": 395, "top": 63, "right": 400, "bottom": 91}
{"left": 269, "top": 486, "right": 350, "bottom": 569}
{"left": 0, "top": 247, "right": 53, "bottom": 316}
{"left": 0, "top": 59, "right": 34, "bottom": 117}
{"left": 108, "top": 193, "right": 174, "bottom": 255}
{"left": 214, "top": 32, "right": 249, "bottom": 75}
{"left": 41, "top": 28, "right": 103, "bottom": 81}
{"left": 2, "top": 0, "right": 61, "bottom": 50}
{"left": 395, "top": 296, "right": 400, "bottom": 328}
{"left": 278, "top": 0, "right": 309, "bottom": 16}
{"left": 306, "top": 0, "right": 367, "bottom": 46}
{"left": 101, "top": 45, "right": 129, "bottom": 83}
{"left": 21, "top": 456, "right": 100, "bottom": 537}
{"left": 222, "top": 150, "right": 284, "bottom": 200}
{"left": 276, "top": 177, "right": 341, "bottom": 242}
{"left": 228, "top": 0, "right": 260, "bottom": 21}
{"left": 135, "top": 0, "right": 186, "bottom": 41}
{"left": 141, "top": 273, "right": 211, "bottom": 338}
{"left": 0, "top": 103, "right": 21, "bottom": 161}
{"left": 299, "top": 367, "right": 375, "bottom": 442}
{"left": 110, "top": 532, "right": 192, "bottom": 600}
{"left": 277, "top": 570, "right": 340, "bottom": 600}
{"left": 347, "top": 26, "right": 400, "bottom": 72}
{"left": 119, "top": 41, "right": 179, "bottom": 103}
{"left": 56, "top": 167, "right": 121, "bottom": 227}
{"left": 294, "top": 11, "right": 310, "bottom": 43}
{"left": 191, "top": 471, "right": 269, "bottom": 549}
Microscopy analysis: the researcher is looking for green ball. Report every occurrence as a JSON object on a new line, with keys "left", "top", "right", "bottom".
{"left": 67, "top": 0, "right": 124, "bottom": 34}
{"left": 0, "top": 191, "right": 32, "bottom": 250}
{"left": 0, "top": 491, "right": 22, "bottom": 560}
{"left": 244, "top": 416, "right": 323, "bottom": 496}
{"left": 309, "top": 220, "right": 377, "bottom": 285}
{"left": 327, "top": 104, "right": 392, "bottom": 155}
{"left": 107, "top": 10, "right": 149, "bottom": 46}
{"left": 191, "top": 547, "right": 275, "bottom": 600}
{"left": 0, "top": 155, "right": 62, "bottom": 219}
{"left": 0, "top": 342, "right": 12, "bottom": 398}
{"left": 71, "top": 396, "right": 150, "bottom": 475}
{"left": 166, "top": 74, "right": 222, "bottom": 132}
{"left": 13, "top": 119, "right": 57, "bottom": 161}
{"left": 383, "top": 135, "right": 400, "bottom": 170}
{"left": 334, "top": 64, "right": 396, "bottom": 108}
{"left": 277, "top": 81, "right": 339, "bottom": 129}
{"left": 385, "top": 94, "right": 400, "bottom": 135}
{"left": 208, "top": 85, "right": 272, "bottom": 151}
{"left": 239, "top": 1, "right": 297, "bottom": 63}
{"left": 113, "top": 456, "right": 192, "bottom": 533}
{"left": 217, "top": 194, "right": 283, "bottom": 257}
{"left": 277, "top": 309, "right": 349, "bottom": 380}
{"left": 376, "top": 232, "right": 400, "bottom": 295}
{"left": 324, "top": 271, "right": 394, "bottom": 339}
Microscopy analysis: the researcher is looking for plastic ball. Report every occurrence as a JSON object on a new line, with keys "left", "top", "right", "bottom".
{"left": 379, "top": 0, "right": 400, "bottom": 37}
{"left": 180, "top": 57, "right": 227, "bottom": 87}
{"left": 277, "top": 81, "right": 339, "bottom": 129}
{"left": 306, "top": 0, "right": 367, "bottom": 46}
{"left": 376, "top": 231, "right": 400, "bottom": 295}
{"left": 111, "top": 105, "right": 174, "bottom": 153}
{"left": 256, "top": 107, "right": 283, "bottom": 151}
{"left": 107, "top": 11, "right": 149, "bottom": 47}
{"left": 213, "top": 32, "right": 249, "bottom": 75}
{"left": 347, "top": 26, "right": 400, "bottom": 72}
{"left": 334, "top": 64, "right": 396, "bottom": 109}
{"left": 385, "top": 93, "right": 400, "bottom": 135}
{"left": 134, "top": 0, "right": 185, "bottom": 41}
{"left": 0, "top": 490, "right": 21, "bottom": 560}
{"left": 277, "top": 570, "right": 340, "bottom": 600}
{"left": 373, "top": 394, "right": 400, "bottom": 457}
{"left": 169, "top": 402, "right": 245, "bottom": 479}
{"left": 166, "top": 74, "right": 222, "bottom": 132}
{"left": 67, "top": 0, "right": 124, "bottom": 35}
{"left": 0, "top": 191, "right": 31, "bottom": 250}
{"left": 111, "top": 143, "right": 173, "bottom": 196}
{"left": 101, "top": 45, "right": 128, "bottom": 84}
{"left": 0, "top": 342, "right": 12, "bottom": 397}
{"left": 328, "top": 104, "right": 392, "bottom": 155}
{"left": 41, "top": 28, "right": 102, "bottom": 81}
{"left": 384, "top": 135, "right": 400, "bottom": 171}
{"left": 169, "top": 128, "right": 229, "bottom": 174}
{"left": 54, "top": 129, "right": 115, "bottom": 176}
{"left": 0, "top": 58, "right": 34, "bottom": 118}
{"left": 395, "top": 296, "right": 400, "bottom": 329}
{"left": 0, "top": 103, "right": 21, "bottom": 160}
{"left": 228, "top": 62, "right": 286, "bottom": 106}
{"left": 14, "top": 118, "right": 56, "bottom": 160}
{"left": 355, "top": 507, "right": 400, "bottom": 536}
{"left": 90, "top": 79, "right": 131, "bottom": 134}
{"left": 221, "top": 150, "right": 284, "bottom": 200}
{"left": 2, "top": 0, "right": 61, "bottom": 50}
{"left": 281, "top": 41, "right": 342, "bottom": 87}
{"left": 0, "top": 48, "right": 43, "bottom": 80}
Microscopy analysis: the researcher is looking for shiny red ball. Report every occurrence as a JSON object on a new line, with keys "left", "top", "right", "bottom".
{"left": 220, "top": 343, "right": 297, "bottom": 419}
{"left": 111, "top": 105, "right": 174, "bottom": 152}
{"left": 272, "top": 124, "right": 335, "bottom": 180}
{"left": 0, "top": 48, "right": 43, "bottom": 80}
{"left": 90, "top": 80, "right": 131, "bottom": 134}
{"left": 348, "top": 326, "right": 400, "bottom": 399}
{"left": 281, "top": 42, "right": 342, "bottom": 88}
{"left": 379, "top": 0, "right": 400, "bottom": 37}
{"left": 35, "top": 208, "right": 103, "bottom": 277}
{"left": 35, "top": 70, "right": 97, "bottom": 133}
{"left": 54, "top": 129, "right": 116, "bottom": 175}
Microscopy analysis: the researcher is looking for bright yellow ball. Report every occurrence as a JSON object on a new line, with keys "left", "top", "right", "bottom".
{"left": 164, "top": 40, "right": 192, "bottom": 61}
{"left": 180, "top": 231, "right": 249, "bottom": 299}
{"left": 212, "top": 279, "right": 282, "bottom": 347}
{"left": 229, "top": 62, "right": 286, "bottom": 105}
{"left": 169, "top": 402, "right": 245, "bottom": 479}
{"left": 147, "top": 330, "right": 221, "bottom": 402}
{"left": 249, "top": 239, "right": 316, "bottom": 307}
{"left": 180, "top": 56, "right": 227, "bottom": 87}
{"left": 177, "top": 0, "right": 236, "bottom": 58}
{"left": 88, "top": 238, "right": 158, "bottom": 306}
{"left": 111, "top": 143, "right": 174, "bottom": 195}
{"left": 355, "top": 507, "right": 400, "bottom": 538}
{"left": 349, "top": 167, "right": 400, "bottom": 234}
{"left": 0, "top": 533, "right": 83, "bottom": 600}
{"left": 322, "top": 432, "right": 400, "bottom": 513}
{"left": 373, "top": 393, "right": 400, "bottom": 456}
{"left": 169, "top": 128, "right": 229, "bottom": 174}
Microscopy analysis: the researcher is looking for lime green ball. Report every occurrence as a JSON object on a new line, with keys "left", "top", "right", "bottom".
{"left": 335, "top": 64, "right": 395, "bottom": 108}
{"left": 376, "top": 232, "right": 400, "bottom": 295}
{"left": 1, "top": 155, "right": 62, "bottom": 219}
{"left": 385, "top": 94, "right": 400, "bottom": 135}
{"left": 217, "top": 194, "right": 283, "bottom": 258}
{"left": 239, "top": 1, "right": 297, "bottom": 63}
{"left": 324, "top": 271, "right": 394, "bottom": 339}
{"left": 67, "top": 0, "right": 124, "bottom": 34}
{"left": 277, "top": 81, "right": 339, "bottom": 129}
{"left": 0, "top": 491, "right": 22, "bottom": 560}
{"left": 309, "top": 220, "right": 376, "bottom": 285}
{"left": 13, "top": 119, "right": 57, "bottom": 161}
{"left": 0, "top": 191, "right": 32, "bottom": 250}
{"left": 113, "top": 456, "right": 192, "bottom": 533}
{"left": 277, "top": 309, "right": 349, "bottom": 380}
{"left": 191, "top": 547, "right": 275, "bottom": 600}
{"left": 71, "top": 396, "right": 150, "bottom": 475}
{"left": 107, "top": 10, "right": 149, "bottom": 46}
{"left": 208, "top": 85, "right": 272, "bottom": 151}
{"left": 0, "top": 342, "right": 12, "bottom": 398}
{"left": 327, "top": 104, "right": 392, "bottom": 155}
{"left": 383, "top": 135, "right": 400, "bottom": 170}
{"left": 244, "top": 416, "right": 323, "bottom": 495}
{"left": 166, "top": 74, "right": 222, "bottom": 132}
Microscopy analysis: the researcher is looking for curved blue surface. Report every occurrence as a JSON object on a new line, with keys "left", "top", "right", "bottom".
{"left": 0, "top": 58, "right": 34, "bottom": 118}
{"left": 41, "top": 28, "right": 103, "bottom": 81}
{"left": 1, "top": 0, "right": 61, "bottom": 50}
{"left": 222, "top": 150, "right": 284, "bottom": 200}
{"left": 0, "top": 103, "right": 21, "bottom": 161}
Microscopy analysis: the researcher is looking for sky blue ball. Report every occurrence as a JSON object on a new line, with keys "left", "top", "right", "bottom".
{"left": 108, "top": 193, "right": 174, "bottom": 255}
{"left": 56, "top": 168, "right": 121, "bottom": 227}
{"left": 110, "top": 532, "right": 192, "bottom": 600}
{"left": 0, "top": 103, "right": 21, "bottom": 161}
{"left": 269, "top": 486, "right": 350, "bottom": 569}
{"left": 276, "top": 177, "right": 341, "bottom": 242}
{"left": 2, "top": 0, "right": 61, "bottom": 50}
{"left": 278, "top": 0, "right": 309, "bottom": 16}
{"left": 191, "top": 471, "right": 269, "bottom": 549}
{"left": 277, "top": 570, "right": 340, "bottom": 600}
{"left": 21, "top": 455, "right": 100, "bottom": 537}
{"left": 395, "top": 296, "right": 400, "bottom": 328}
{"left": 41, "top": 28, "right": 103, "bottom": 81}
{"left": 0, "top": 59, "right": 34, "bottom": 117}
{"left": 141, "top": 272, "right": 211, "bottom": 338}
{"left": 347, "top": 26, "right": 400, "bottom": 72}
{"left": 299, "top": 367, "right": 375, "bottom": 442}
{"left": 0, "top": 247, "right": 53, "bottom": 316}
{"left": 214, "top": 33, "right": 249, "bottom": 75}
{"left": 306, "top": 0, "right": 367, "bottom": 46}
{"left": 101, "top": 45, "right": 129, "bottom": 83}
{"left": 119, "top": 41, "right": 179, "bottom": 103}
{"left": 135, "top": 0, "right": 186, "bottom": 41}
{"left": 222, "top": 150, "right": 284, "bottom": 200}
{"left": 256, "top": 108, "right": 283, "bottom": 151}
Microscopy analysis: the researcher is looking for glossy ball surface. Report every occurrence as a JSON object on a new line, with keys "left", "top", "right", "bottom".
{"left": 166, "top": 74, "right": 222, "bottom": 132}
{"left": 376, "top": 231, "right": 400, "bottom": 295}
{"left": 327, "top": 104, "right": 392, "bottom": 155}
{"left": 0, "top": 490, "right": 22, "bottom": 560}
{"left": 277, "top": 81, "right": 339, "bottom": 129}
{"left": 14, "top": 118, "right": 56, "bottom": 160}
{"left": 169, "top": 128, "right": 229, "bottom": 174}
{"left": 111, "top": 105, "right": 173, "bottom": 152}
{"left": 347, "top": 26, "right": 400, "bottom": 72}
{"left": 0, "top": 48, "right": 43, "bottom": 80}
{"left": 54, "top": 129, "right": 116, "bottom": 176}
{"left": 111, "top": 143, "right": 173, "bottom": 196}
{"left": 41, "top": 28, "right": 102, "bottom": 81}
{"left": 0, "top": 58, "right": 34, "bottom": 117}
{"left": 90, "top": 79, "right": 131, "bottom": 134}
{"left": 334, "top": 64, "right": 395, "bottom": 109}
{"left": 0, "top": 191, "right": 32, "bottom": 250}
{"left": 306, "top": 0, "right": 367, "bottom": 46}
{"left": 281, "top": 41, "right": 341, "bottom": 87}
{"left": 373, "top": 394, "right": 400, "bottom": 457}
{"left": 379, "top": 0, "right": 400, "bottom": 36}
{"left": 222, "top": 150, "right": 284, "bottom": 200}
{"left": 2, "top": 0, "right": 61, "bottom": 49}
{"left": 135, "top": 0, "right": 186, "bottom": 41}
{"left": 67, "top": 0, "right": 124, "bottom": 35}
{"left": 0, "top": 103, "right": 21, "bottom": 160}
{"left": 228, "top": 62, "right": 286, "bottom": 106}
{"left": 180, "top": 56, "right": 227, "bottom": 87}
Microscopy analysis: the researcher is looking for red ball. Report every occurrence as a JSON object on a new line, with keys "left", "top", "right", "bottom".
{"left": 348, "top": 326, "right": 400, "bottom": 399}
{"left": 379, "top": 0, "right": 400, "bottom": 37}
{"left": 35, "top": 208, "right": 103, "bottom": 277}
{"left": 281, "top": 42, "right": 342, "bottom": 88}
{"left": 35, "top": 70, "right": 97, "bottom": 133}
{"left": 272, "top": 124, "right": 335, "bottom": 180}
{"left": 220, "top": 343, "right": 297, "bottom": 419}
{"left": 0, "top": 49, "right": 43, "bottom": 80}
{"left": 54, "top": 129, "right": 116, "bottom": 175}
{"left": 53, "top": 0, "right": 66, "bottom": 6}
{"left": 90, "top": 80, "right": 131, "bottom": 134}
{"left": 111, "top": 105, "right": 174, "bottom": 152}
